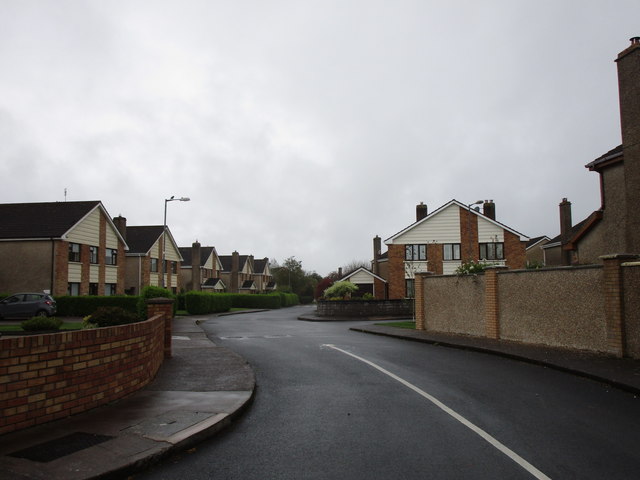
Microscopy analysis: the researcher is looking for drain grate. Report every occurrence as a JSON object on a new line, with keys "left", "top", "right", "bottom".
{"left": 9, "top": 432, "right": 114, "bottom": 462}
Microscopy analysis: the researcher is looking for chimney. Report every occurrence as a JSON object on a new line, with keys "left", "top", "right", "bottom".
{"left": 373, "top": 236, "right": 381, "bottom": 275}
{"left": 482, "top": 200, "right": 496, "bottom": 220}
{"left": 338, "top": 267, "right": 343, "bottom": 279}
{"left": 416, "top": 202, "right": 428, "bottom": 222}
{"left": 113, "top": 216, "right": 127, "bottom": 241}
{"left": 617, "top": 36, "right": 640, "bottom": 252}
{"left": 192, "top": 241, "right": 201, "bottom": 291}
{"left": 559, "top": 198, "right": 573, "bottom": 266}
{"left": 231, "top": 251, "right": 239, "bottom": 293}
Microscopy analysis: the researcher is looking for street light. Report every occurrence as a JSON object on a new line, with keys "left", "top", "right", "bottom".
{"left": 467, "top": 200, "right": 483, "bottom": 261}
{"left": 162, "top": 196, "right": 190, "bottom": 288}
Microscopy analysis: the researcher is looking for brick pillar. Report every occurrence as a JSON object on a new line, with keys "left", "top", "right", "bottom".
{"left": 146, "top": 297, "right": 175, "bottom": 359}
{"left": 484, "top": 266, "right": 508, "bottom": 339}
{"left": 601, "top": 254, "right": 638, "bottom": 357}
{"left": 414, "top": 273, "right": 426, "bottom": 330}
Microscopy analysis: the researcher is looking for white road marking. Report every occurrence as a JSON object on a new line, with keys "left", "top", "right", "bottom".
{"left": 323, "top": 344, "right": 552, "bottom": 480}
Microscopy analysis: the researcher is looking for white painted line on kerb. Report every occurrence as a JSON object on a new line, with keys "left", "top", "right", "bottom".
{"left": 323, "top": 344, "right": 551, "bottom": 480}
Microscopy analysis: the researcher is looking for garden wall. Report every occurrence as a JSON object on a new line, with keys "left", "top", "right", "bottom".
{"left": 0, "top": 302, "right": 172, "bottom": 436}
{"left": 317, "top": 299, "right": 413, "bottom": 318}
{"left": 416, "top": 255, "right": 640, "bottom": 358}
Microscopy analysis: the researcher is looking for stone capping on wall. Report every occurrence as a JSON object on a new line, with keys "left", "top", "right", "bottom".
{"left": 0, "top": 299, "right": 174, "bottom": 436}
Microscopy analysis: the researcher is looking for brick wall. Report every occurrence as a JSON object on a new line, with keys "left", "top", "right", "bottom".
{"left": 0, "top": 312, "right": 168, "bottom": 436}
{"left": 459, "top": 206, "right": 479, "bottom": 262}
{"left": 53, "top": 240, "right": 69, "bottom": 295}
{"left": 504, "top": 231, "right": 526, "bottom": 269}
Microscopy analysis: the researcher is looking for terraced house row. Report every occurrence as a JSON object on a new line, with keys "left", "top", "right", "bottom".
{"left": 0, "top": 201, "right": 274, "bottom": 296}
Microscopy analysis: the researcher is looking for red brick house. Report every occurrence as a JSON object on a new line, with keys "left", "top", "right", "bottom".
{"left": 0, "top": 201, "right": 128, "bottom": 296}
{"left": 378, "top": 200, "right": 528, "bottom": 299}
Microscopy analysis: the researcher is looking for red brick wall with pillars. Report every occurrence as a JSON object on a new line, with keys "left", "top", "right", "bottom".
{"left": 459, "top": 206, "right": 479, "bottom": 262}
{"left": 0, "top": 314, "right": 166, "bottom": 435}
{"left": 504, "top": 231, "right": 526, "bottom": 269}
{"left": 387, "top": 244, "right": 406, "bottom": 299}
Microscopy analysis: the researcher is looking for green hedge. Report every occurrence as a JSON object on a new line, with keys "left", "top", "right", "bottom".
{"left": 184, "top": 291, "right": 232, "bottom": 314}
{"left": 54, "top": 295, "right": 139, "bottom": 317}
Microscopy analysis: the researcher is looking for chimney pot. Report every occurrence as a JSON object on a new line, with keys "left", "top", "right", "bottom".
{"left": 631, "top": 37, "right": 640, "bottom": 45}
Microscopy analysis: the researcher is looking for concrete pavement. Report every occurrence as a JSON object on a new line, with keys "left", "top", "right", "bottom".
{"left": 0, "top": 315, "right": 255, "bottom": 480}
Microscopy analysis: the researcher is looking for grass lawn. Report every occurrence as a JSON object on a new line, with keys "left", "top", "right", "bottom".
{"left": 375, "top": 320, "right": 416, "bottom": 329}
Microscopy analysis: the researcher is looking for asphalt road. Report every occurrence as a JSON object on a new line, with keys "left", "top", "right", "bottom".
{"left": 136, "top": 306, "right": 640, "bottom": 479}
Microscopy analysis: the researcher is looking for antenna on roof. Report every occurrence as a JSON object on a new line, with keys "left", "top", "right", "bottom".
{"left": 64, "top": 188, "right": 67, "bottom": 202}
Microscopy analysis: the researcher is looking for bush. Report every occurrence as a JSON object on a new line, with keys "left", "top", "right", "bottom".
{"left": 54, "top": 295, "right": 139, "bottom": 316}
{"left": 21, "top": 316, "right": 63, "bottom": 331}
{"left": 323, "top": 281, "right": 358, "bottom": 299}
{"left": 184, "top": 292, "right": 232, "bottom": 314}
{"left": 455, "top": 260, "right": 496, "bottom": 275}
{"left": 84, "top": 306, "right": 141, "bottom": 328}
{"left": 137, "top": 286, "right": 174, "bottom": 319}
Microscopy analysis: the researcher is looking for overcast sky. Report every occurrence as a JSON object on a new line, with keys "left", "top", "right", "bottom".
{"left": 1, "top": 1, "right": 638, "bottom": 275}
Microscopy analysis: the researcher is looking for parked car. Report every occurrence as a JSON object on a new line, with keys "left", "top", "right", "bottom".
{"left": 0, "top": 293, "right": 57, "bottom": 319}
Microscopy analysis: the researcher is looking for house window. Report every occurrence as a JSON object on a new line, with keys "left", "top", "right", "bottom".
{"left": 171, "top": 261, "right": 177, "bottom": 274}
{"left": 89, "top": 246, "right": 98, "bottom": 264}
{"left": 104, "top": 283, "right": 116, "bottom": 296}
{"left": 479, "top": 242, "right": 504, "bottom": 260}
{"left": 69, "top": 243, "right": 81, "bottom": 262}
{"left": 405, "top": 279, "right": 415, "bottom": 298}
{"left": 405, "top": 244, "right": 427, "bottom": 261}
{"left": 106, "top": 248, "right": 118, "bottom": 265}
{"left": 443, "top": 243, "right": 461, "bottom": 261}
{"left": 68, "top": 282, "right": 80, "bottom": 296}
{"left": 89, "top": 283, "right": 98, "bottom": 295}
{"left": 150, "top": 258, "right": 158, "bottom": 272}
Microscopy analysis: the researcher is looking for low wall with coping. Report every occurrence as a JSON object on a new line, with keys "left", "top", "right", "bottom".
{"left": 0, "top": 299, "right": 173, "bottom": 435}
{"left": 317, "top": 299, "right": 413, "bottom": 317}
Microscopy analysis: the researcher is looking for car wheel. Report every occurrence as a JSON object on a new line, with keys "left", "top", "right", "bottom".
{"left": 35, "top": 310, "right": 48, "bottom": 317}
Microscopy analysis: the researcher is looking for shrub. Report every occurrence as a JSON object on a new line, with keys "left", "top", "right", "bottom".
{"left": 54, "top": 295, "right": 139, "bottom": 316}
{"left": 21, "top": 316, "right": 63, "bottom": 331}
{"left": 323, "top": 281, "right": 358, "bottom": 299}
{"left": 84, "top": 306, "right": 140, "bottom": 328}
{"left": 184, "top": 292, "right": 232, "bottom": 314}
{"left": 137, "top": 286, "right": 174, "bottom": 319}
{"left": 455, "top": 260, "right": 496, "bottom": 275}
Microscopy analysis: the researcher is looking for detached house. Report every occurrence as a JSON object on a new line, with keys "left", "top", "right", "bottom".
{"left": 113, "top": 217, "right": 183, "bottom": 294}
{"left": 378, "top": 200, "right": 528, "bottom": 299}
{"left": 219, "top": 253, "right": 256, "bottom": 293}
{"left": 543, "top": 37, "right": 640, "bottom": 265}
{"left": 0, "top": 201, "right": 127, "bottom": 296}
{"left": 179, "top": 242, "right": 226, "bottom": 292}
{"left": 253, "top": 258, "right": 276, "bottom": 293}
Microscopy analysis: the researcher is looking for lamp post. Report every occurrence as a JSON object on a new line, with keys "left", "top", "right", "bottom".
{"left": 467, "top": 200, "right": 483, "bottom": 262}
{"left": 162, "top": 196, "right": 190, "bottom": 288}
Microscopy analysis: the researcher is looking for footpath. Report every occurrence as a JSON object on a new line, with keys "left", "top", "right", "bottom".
{"left": 0, "top": 316, "right": 255, "bottom": 480}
